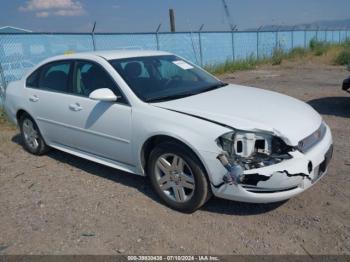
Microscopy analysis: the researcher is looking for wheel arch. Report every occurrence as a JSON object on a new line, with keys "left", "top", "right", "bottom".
{"left": 140, "top": 134, "right": 210, "bottom": 180}
{"left": 16, "top": 109, "right": 31, "bottom": 121}
{"left": 16, "top": 109, "right": 48, "bottom": 144}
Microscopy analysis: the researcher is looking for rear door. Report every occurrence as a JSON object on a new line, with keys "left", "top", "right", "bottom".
{"left": 25, "top": 60, "right": 76, "bottom": 146}
{"left": 26, "top": 59, "right": 133, "bottom": 165}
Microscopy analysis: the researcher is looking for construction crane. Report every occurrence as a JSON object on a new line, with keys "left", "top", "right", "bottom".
{"left": 221, "top": 0, "right": 236, "bottom": 31}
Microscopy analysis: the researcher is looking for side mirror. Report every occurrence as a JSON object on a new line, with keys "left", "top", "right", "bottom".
{"left": 89, "top": 88, "right": 118, "bottom": 102}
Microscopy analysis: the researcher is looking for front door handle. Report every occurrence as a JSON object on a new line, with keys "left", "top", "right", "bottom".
{"left": 29, "top": 95, "right": 39, "bottom": 102}
{"left": 69, "top": 103, "right": 83, "bottom": 112}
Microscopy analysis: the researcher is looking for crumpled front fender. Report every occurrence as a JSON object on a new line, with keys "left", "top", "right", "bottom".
{"left": 198, "top": 124, "right": 333, "bottom": 203}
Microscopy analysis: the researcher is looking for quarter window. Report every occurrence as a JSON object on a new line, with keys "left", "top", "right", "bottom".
{"left": 26, "top": 70, "right": 40, "bottom": 88}
{"left": 38, "top": 62, "right": 71, "bottom": 93}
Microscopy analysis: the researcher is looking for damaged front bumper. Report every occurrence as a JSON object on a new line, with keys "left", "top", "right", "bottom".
{"left": 202, "top": 124, "right": 333, "bottom": 203}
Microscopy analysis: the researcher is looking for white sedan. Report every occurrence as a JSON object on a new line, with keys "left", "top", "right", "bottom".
{"left": 4, "top": 50, "right": 333, "bottom": 212}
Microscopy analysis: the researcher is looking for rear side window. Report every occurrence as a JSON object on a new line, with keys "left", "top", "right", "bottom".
{"left": 38, "top": 61, "right": 71, "bottom": 93}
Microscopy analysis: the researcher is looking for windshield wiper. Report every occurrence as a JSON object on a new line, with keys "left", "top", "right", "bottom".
{"left": 147, "top": 92, "right": 197, "bottom": 103}
{"left": 199, "top": 82, "right": 228, "bottom": 94}
{"left": 147, "top": 82, "right": 228, "bottom": 103}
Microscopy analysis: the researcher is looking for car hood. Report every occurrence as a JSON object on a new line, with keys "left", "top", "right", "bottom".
{"left": 151, "top": 84, "right": 322, "bottom": 145}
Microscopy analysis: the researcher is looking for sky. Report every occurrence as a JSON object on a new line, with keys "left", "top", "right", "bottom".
{"left": 0, "top": 0, "right": 349, "bottom": 32}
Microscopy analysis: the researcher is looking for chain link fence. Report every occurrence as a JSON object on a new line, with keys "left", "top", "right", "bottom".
{"left": 0, "top": 29, "right": 349, "bottom": 90}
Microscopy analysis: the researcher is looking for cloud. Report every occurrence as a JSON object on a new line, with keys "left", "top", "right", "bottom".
{"left": 19, "top": 0, "right": 86, "bottom": 17}
{"left": 53, "top": 9, "right": 84, "bottom": 16}
{"left": 36, "top": 11, "right": 49, "bottom": 18}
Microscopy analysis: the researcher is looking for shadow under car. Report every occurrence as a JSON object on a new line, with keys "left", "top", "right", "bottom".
{"left": 11, "top": 133, "right": 285, "bottom": 215}
{"left": 308, "top": 97, "right": 350, "bottom": 118}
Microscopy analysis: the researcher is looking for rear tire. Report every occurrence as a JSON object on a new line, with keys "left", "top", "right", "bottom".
{"left": 147, "top": 142, "right": 211, "bottom": 213}
{"left": 19, "top": 113, "right": 49, "bottom": 155}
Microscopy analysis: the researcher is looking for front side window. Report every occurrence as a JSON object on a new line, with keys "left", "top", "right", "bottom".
{"left": 73, "top": 61, "right": 115, "bottom": 96}
{"left": 38, "top": 61, "right": 71, "bottom": 93}
{"left": 109, "top": 55, "right": 225, "bottom": 102}
{"left": 72, "top": 60, "right": 126, "bottom": 104}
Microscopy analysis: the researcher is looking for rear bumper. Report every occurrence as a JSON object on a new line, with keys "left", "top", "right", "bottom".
{"left": 208, "top": 125, "right": 333, "bottom": 203}
{"left": 3, "top": 96, "right": 18, "bottom": 126}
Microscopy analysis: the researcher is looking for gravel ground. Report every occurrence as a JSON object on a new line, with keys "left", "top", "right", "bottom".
{"left": 0, "top": 61, "right": 349, "bottom": 255}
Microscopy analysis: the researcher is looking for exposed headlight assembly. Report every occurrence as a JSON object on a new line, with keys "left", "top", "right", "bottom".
{"left": 217, "top": 131, "right": 294, "bottom": 169}
{"left": 216, "top": 130, "right": 294, "bottom": 184}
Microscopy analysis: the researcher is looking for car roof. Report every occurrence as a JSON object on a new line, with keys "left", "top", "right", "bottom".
{"left": 43, "top": 50, "right": 172, "bottom": 63}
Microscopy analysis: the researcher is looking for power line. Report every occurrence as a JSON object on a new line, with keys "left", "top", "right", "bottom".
{"left": 221, "top": 0, "right": 234, "bottom": 30}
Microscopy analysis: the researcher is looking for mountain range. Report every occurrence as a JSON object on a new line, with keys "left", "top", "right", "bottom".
{"left": 248, "top": 18, "right": 350, "bottom": 31}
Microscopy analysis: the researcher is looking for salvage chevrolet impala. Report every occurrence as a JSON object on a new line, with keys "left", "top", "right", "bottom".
{"left": 4, "top": 50, "right": 333, "bottom": 212}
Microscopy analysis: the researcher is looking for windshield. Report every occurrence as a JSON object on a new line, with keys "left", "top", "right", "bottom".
{"left": 109, "top": 55, "right": 226, "bottom": 102}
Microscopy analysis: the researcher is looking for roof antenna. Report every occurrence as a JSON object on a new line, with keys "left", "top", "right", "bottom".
{"left": 91, "top": 21, "right": 97, "bottom": 51}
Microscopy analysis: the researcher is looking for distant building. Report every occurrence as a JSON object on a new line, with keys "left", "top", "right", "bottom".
{"left": 0, "top": 26, "right": 32, "bottom": 33}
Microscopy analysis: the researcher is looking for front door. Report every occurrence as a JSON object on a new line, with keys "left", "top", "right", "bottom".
{"left": 65, "top": 60, "right": 132, "bottom": 165}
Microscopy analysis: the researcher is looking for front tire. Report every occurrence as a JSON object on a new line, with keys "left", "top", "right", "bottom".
{"left": 19, "top": 113, "right": 48, "bottom": 155}
{"left": 147, "top": 142, "right": 211, "bottom": 213}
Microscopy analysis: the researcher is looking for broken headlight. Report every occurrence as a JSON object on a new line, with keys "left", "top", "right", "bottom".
{"left": 216, "top": 131, "right": 294, "bottom": 170}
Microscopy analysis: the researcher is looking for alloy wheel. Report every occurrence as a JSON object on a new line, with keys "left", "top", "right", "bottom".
{"left": 154, "top": 153, "right": 196, "bottom": 203}
{"left": 22, "top": 118, "right": 39, "bottom": 151}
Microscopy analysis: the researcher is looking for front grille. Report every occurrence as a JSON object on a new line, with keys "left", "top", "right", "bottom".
{"left": 298, "top": 123, "right": 327, "bottom": 153}
{"left": 242, "top": 185, "right": 298, "bottom": 194}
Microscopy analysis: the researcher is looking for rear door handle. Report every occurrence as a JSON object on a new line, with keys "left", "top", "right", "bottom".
{"left": 69, "top": 103, "right": 83, "bottom": 112}
{"left": 29, "top": 95, "right": 39, "bottom": 102}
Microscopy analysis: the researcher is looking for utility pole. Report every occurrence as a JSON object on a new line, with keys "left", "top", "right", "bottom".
{"left": 169, "top": 9, "right": 176, "bottom": 32}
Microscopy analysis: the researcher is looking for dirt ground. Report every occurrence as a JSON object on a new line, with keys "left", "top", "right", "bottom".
{"left": 0, "top": 61, "right": 349, "bottom": 255}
